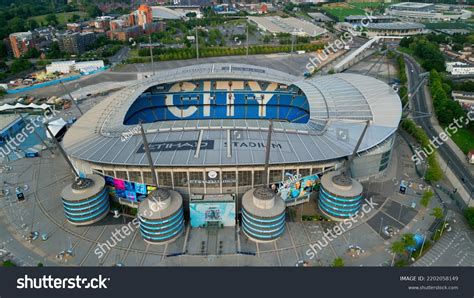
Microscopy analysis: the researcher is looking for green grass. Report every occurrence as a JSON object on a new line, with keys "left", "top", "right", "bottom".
{"left": 28, "top": 11, "right": 88, "bottom": 25}
{"left": 322, "top": 7, "right": 365, "bottom": 21}
{"left": 448, "top": 127, "right": 474, "bottom": 154}
{"left": 350, "top": 2, "right": 390, "bottom": 10}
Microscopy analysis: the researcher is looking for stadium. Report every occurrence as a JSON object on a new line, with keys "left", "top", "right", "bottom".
{"left": 62, "top": 63, "right": 401, "bottom": 211}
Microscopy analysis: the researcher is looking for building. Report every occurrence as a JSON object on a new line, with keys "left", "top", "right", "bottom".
{"left": 110, "top": 19, "right": 126, "bottom": 31}
{"left": 62, "top": 64, "right": 401, "bottom": 210}
{"left": 67, "top": 23, "right": 83, "bottom": 32}
{"left": 452, "top": 91, "right": 474, "bottom": 110}
{"left": 364, "top": 22, "right": 425, "bottom": 37}
{"left": 73, "top": 60, "right": 105, "bottom": 74}
{"left": 61, "top": 174, "right": 110, "bottom": 226}
{"left": 143, "top": 21, "right": 166, "bottom": 35}
{"left": 0, "top": 114, "right": 25, "bottom": 146}
{"left": 9, "top": 32, "right": 35, "bottom": 58}
{"left": 46, "top": 60, "right": 76, "bottom": 74}
{"left": 248, "top": 16, "right": 327, "bottom": 37}
{"left": 46, "top": 60, "right": 104, "bottom": 74}
{"left": 446, "top": 62, "right": 474, "bottom": 75}
{"left": 107, "top": 25, "right": 142, "bottom": 41}
{"left": 151, "top": 6, "right": 202, "bottom": 20}
{"left": 387, "top": 2, "right": 472, "bottom": 20}
{"left": 130, "top": 4, "right": 153, "bottom": 28}
{"left": 308, "top": 12, "right": 334, "bottom": 23}
{"left": 57, "top": 32, "right": 97, "bottom": 55}
{"left": 344, "top": 15, "right": 398, "bottom": 24}
{"left": 94, "top": 16, "right": 113, "bottom": 30}
{"left": 468, "top": 150, "right": 474, "bottom": 165}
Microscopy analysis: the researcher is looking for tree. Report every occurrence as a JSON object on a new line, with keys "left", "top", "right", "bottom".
{"left": 465, "top": 208, "right": 474, "bottom": 229}
{"left": 86, "top": 5, "right": 102, "bottom": 18}
{"left": 399, "top": 36, "right": 413, "bottom": 48}
{"left": 10, "top": 58, "right": 32, "bottom": 73}
{"left": 431, "top": 207, "right": 444, "bottom": 220}
{"left": 27, "top": 19, "right": 39, "bottom": 30}
{"left": 8, "top": 17, "right": 26, "bottom": 32}
{"left": 69, "top": 14, "right": 81, "bottom": 22}
{"left": 401, "top": 233, "right": 416, "bottom": 250}
{"left": 332, "top": 257, "right": 344, "bottom": 267}
{"left": 420, "top": 190, "right": 434, "bottom": 207}
{"left": 45, "top": 14, "right": 58, "bottom": 26}
{"left": 24, "top": 47, "right": 40, "bottom": 58}
{"left": 2, "top": 260, "right": 16, "bottom": 267}
{"left": 0, "top": 42, "right": 7, "bottom": 59}
{"left": 391, "top": 241, "right": 405, "bottom": 256}
{"left": 45, "top": 41, "right": 62, "bottom": 59}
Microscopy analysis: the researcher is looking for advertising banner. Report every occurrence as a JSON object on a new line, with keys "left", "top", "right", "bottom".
{"left": 276, "top": 173, "right": 320, "bottom": 202}
{"left": 104, "top": 175, "right": 153, "bottom": 202}
{"left": 190, "top": 202, "right": 236, "bottom": 227}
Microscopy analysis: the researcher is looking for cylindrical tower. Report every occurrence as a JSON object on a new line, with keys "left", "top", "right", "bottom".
{"left": 138, "top": 188, "right": 184, "bottom": 244}
{"left": 319, "top": 171, "right": 364, "bottom": 221}
{"left": 241, "top": 187, "right": 286, "bottom": 242}
{"left": 61, "top": 174, "right": 110, "bottom": 226}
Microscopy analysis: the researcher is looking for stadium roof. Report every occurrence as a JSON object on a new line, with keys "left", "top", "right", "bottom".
{"left": 152, "top": 6, "right": 186, "bottom": 20}
{"left": 63, "top": 64, "right": 402, "bottom": 167}
{"left": 344, "top": 15, "right": 397, "bottom": 21}
{"left": 367, "top": 22, "right": 425, "bottom": 30}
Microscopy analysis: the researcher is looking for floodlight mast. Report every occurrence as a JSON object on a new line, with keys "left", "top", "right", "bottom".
{"left": 44, "top": 122, "right": 80, "bottom": 178}
{"left": 139, "top": 122, "right": 159, "bottom": 188}
{"left": 340, "top": 120, "right": 371, "bottom": 178}
{"left": 262, "top": 119, "right": 273, "bottom": 188}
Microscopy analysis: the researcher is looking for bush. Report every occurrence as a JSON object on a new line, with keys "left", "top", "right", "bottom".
{"left": 402, "top": 119, "right": 442, "bottom": 182}
{"left": 420, "top": 190, "right": 434, "bottom": 207}
{"left": 332, "top": 257, "right": 344, "bottom": 267}
{"left": 2, "top": 260, "right": 16, "bottom": 267}
{"left": 464, "top": 208, "right": 474, "bottom": 229}
{"left": 395, "top": 259, "right": 408, "bottom": 267}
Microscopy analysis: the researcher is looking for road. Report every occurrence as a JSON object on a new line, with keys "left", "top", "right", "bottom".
{"left": 404, "top": 55, "right": 474, "bottom": 196}
{"left": 109, "top": 47, "right": 130, "bottom": 65}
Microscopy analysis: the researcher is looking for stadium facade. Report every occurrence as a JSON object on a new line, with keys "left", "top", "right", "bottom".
{"left": 62, "top": 64, "right": 401, "bottom": 207}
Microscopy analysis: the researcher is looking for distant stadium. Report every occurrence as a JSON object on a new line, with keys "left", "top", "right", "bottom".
{"left": 62, "top": 64, "right": 401, "bottom": 207}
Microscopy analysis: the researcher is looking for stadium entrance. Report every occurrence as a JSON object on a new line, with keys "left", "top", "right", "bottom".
{"left": 189, "top": 194, "right": 236, "bottom": 228}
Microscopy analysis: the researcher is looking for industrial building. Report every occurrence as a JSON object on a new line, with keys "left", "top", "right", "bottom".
{"left": 248, "top": 16, "right": 327, "bottom": 37}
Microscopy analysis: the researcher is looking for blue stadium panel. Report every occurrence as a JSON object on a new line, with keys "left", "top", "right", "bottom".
{"left": 138, "top": 208, "right": 184, "bottom": 243}
{"left": 241, "top": 208, "right": 286, "bottom": 241}
{"left": 123, "top": 80, "right": 310, "bottom": 125}
{"left": 61, "top": 189, "right": 110, "bottom": 224}
{"left": 318, "top": 187, "right": 363, "bottom": 219}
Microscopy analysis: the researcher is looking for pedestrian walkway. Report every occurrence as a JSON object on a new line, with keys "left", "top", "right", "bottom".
{"left": 414, "top": 211, "right": 474, "bottom": 266}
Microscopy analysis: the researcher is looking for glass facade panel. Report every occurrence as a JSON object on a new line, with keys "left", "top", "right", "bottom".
{"left": 222, "top": 171, "right": 236, "bottom": 187}
{"left": 254, "top": 170, "right": 264, "bottom": 186}
{"left": 189, "top": 172, "right": 203, "bottom": 187}
{"left": 238, "top": 171, "right": 252, "bottom": 186}
{"left": 115, "top": 171, "right": 128, "bottom": 180}
{"left": 269, "top": 169, "right": 282, "bottom": 183}
{"left": 173, "top": 172, "right": 188, "bottom": 187}
{"left": 128, "top": 171, "right": 142, "bottom": 183}
{"left": 158, "top": 172, "right": 172, "bottom": 186}
{"left": 299, "top": 168, "right": 310, "bottom": 177}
